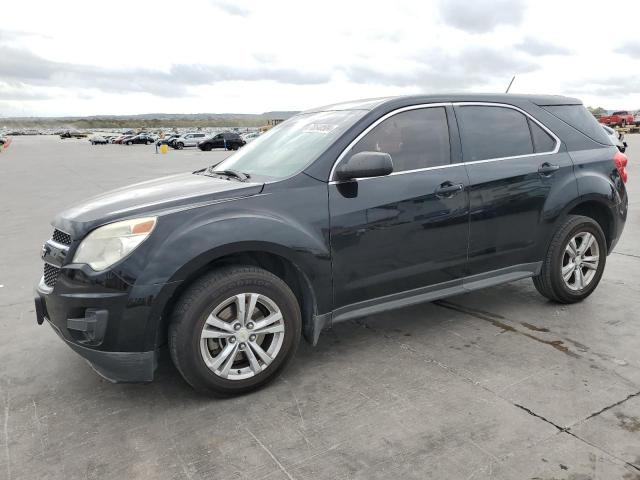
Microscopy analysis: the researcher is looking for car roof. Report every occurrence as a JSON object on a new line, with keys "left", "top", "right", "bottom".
{"left": 304, "top": 93, "right": 582, "bottom": 113}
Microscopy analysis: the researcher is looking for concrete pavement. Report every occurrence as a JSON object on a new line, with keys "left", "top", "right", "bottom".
{"left": 0, "top": 135, "right": 638, "bottom": 480}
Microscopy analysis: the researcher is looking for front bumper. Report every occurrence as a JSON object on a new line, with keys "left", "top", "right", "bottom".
{"left": 35, "top": 274, "right": 163, "bottom": 383}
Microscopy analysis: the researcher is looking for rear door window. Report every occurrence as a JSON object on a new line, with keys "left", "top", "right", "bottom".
{"left": 456, "top": 106, "right": 533, "bottom": 161}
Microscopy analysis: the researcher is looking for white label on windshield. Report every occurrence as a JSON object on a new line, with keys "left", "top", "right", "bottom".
{"left": 302, "top": 123, "right": 338, "bottom": 134}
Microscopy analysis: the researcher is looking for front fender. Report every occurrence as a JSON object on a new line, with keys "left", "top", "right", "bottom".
{"left": 132, "top": 185, "right": 332, "bottom": 349}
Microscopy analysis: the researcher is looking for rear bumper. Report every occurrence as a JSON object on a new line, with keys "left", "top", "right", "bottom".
{"left": 610, "top": 193, "right": 628, "bottom": 253}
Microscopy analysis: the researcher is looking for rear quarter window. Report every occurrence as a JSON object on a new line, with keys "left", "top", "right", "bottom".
{"left": 528, "top": 119, "right": 556, "bottom": 153}
{"left": 542, "top": 105, "right": 611, "bottom": 145}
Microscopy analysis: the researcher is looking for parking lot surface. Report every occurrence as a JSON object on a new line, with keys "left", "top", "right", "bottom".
{"left": 1, "top": 135, "right": 639, "bottom": 480}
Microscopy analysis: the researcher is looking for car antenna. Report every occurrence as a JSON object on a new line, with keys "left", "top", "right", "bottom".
{"left": 505, "top": 75, "right": 516, "bottom": 93}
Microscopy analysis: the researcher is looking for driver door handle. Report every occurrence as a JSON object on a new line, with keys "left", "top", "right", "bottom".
{"left": 538, "top": 162, "right": 560, "bottom": 175}
{"left": 435, "top": 182, "right": 464, "bottom": 198}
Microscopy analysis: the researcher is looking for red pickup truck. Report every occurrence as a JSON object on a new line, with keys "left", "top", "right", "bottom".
{"left": 598, "top": 111, "right": 635, "bottom": 127}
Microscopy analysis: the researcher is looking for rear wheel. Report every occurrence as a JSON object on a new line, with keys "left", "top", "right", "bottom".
{"left": 533, "top": 215, "right": 606, "bottom": 303}
{"left": 169, "top": 266, "right": 301, "bottom": 396}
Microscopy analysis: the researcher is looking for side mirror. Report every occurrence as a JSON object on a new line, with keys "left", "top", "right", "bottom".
{"left": 335, "top": 151, "right": 394, "bottom": 181}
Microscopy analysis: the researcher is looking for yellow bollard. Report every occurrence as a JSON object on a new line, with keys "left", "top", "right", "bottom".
{"left": 160, "top": 144, "right": 168, "bottom": 154}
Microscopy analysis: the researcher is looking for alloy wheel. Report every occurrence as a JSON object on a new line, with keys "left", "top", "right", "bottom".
{"left": 561, "top": 231, "right": 600, "bottom": 291}
{"left": 200, "top": 293, "right": 285, "bottom": 380}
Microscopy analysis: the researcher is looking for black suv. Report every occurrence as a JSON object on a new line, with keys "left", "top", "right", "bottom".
{"left": 198, "top": 132, "right": 246, "bottom": 151}
{"left": 35, "top": 94, "right": 628, "bottom": 396}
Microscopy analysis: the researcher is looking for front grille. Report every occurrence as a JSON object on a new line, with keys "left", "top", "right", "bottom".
{"left": 44, "top": 263, "right": 61, "bottom": 288}
{"left": 52, "top": 229, "right": 72, "bottom": 246}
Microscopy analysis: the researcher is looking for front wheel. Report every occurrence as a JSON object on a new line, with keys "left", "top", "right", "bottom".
{"left": 169, "top": 266, "right": 301, "bottom": 396}
{"left": 621, "top": 120, "right": 627, "bottom": 127}
{"left": 175, "top": 142, "right": 184, "bottom": 150}
{"left": 533, "top": 215, "right": 606, "bottom": 303}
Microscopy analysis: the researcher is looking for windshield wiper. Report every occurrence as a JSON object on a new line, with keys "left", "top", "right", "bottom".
{"left": 208, "top": 168, "right": 250, "bottom": 182}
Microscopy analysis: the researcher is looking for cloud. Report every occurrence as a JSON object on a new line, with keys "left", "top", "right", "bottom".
{"left": 209, "top": 0, "right": 250, "bottom": 17}
{"left": 0, "top": 29, "right": 51, "bottom": 43}
{"left": 437, "top": 0, "right": 527, "bottom": 33}
{"left": 615, "top": 42, "right": 640, "bottom": 58}
{"left": 517, "top": 37, "right": 571, "bottom": 56}
{"left": 0, "top": 84, "right": 51, "bottom": 101}
{"left": 341, "top": 46, "right": 538, "bottom": 90}
{"left": 0, "top": 45, "right": 331, "bottom": 97}
{"left": 567, "top": 76, "right": 640, "bottom": 97}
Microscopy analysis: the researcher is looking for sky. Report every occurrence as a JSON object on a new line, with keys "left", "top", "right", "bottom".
{"left": 1, "top": 0, "right": 639, "bottom": 117}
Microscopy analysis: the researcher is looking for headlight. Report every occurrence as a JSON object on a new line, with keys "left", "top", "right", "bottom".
{"left": 73, "top": 217, "right": 157, "bottom": 271}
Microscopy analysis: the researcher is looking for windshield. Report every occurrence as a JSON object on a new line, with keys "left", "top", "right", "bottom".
{"left": 212, "top": 109, "right": 367, "bottom": 180}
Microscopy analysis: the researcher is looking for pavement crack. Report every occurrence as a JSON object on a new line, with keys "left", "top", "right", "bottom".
{"left": 563, "top": 429, "right": 640, "bottom": 473}
{"left": 613, "top": 251, "right": 640, "bottom": 259}
{"left": 246, "top": 428, "right": 296, "bottom": 480}
{"left": 434, "top": 300, "right": 581, "bottom": 358}
{"left": 513, "top": 403, "right": 566, "bottom": 432}
{"left": 580, "top": 390, "right": 640, "bottom": 423}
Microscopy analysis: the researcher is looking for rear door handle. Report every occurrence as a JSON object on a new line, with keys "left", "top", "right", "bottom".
{"left": 538, "top": 162, "right": 560, "bottom": 175}
{"left": 435, "top": 182, "right": 464, "bottom": 198}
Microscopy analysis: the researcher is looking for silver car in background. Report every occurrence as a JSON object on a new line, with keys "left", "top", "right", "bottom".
{"left": 172, "top": 132, "right": 208, "bottom": 149}
{"left": 602, "top": 125, "right": 627, "bottom": 153}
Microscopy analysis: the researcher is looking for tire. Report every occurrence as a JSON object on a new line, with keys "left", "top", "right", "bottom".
{"left": 202, "top": 145, "right": 212, "bottom": 152}
{"left": 533, "top": 215, "right": 607, "bottom": 304}
{"left": 621, "top": 120, "right": 627, "bottom": 127}
{"left": 126, "top": 141, "right": 132, "bottom": 145}
{"left": 175, "top": 142, "right": 184, "bottom": 150}
{"left": 169, "top": 266, "right": 302, "bottom": 396}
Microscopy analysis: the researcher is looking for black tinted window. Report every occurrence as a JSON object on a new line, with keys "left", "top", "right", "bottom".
{"left": 349, "top": 107, "right": 450, "bottom": 172}
{"left": 542, "top": 105, "right": 610, "bottom": 144}
{"left": 528, "top": 119, "right": 556, "bottom": 153}
{"left": 457, "top": 106, "right": 533, "bottom": 161}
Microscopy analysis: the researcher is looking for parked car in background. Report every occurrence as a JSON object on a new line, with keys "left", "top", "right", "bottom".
{"left": 598, "top": 111, "right": 635, "bottom": 127}
{"left": 35, "top": 94, "right": 628, "bottom": 396}
{"left": 114, "top": 135, "right": 135, "bottom": 144}
{"left": 89, "top": 135, "right": 108, "bottom": 145}
{"left": 197, "top": 132, "right": 246, "bottom": 151}
{"left": 60, "top": 130, "right": 88, "bottom": 139}
{"left": 156, "top": 134, "right": 180, "bottom": 148}
{"left": 603, "top": 125, "right": 627, "bottom": 153}
{"left": 634, "top": 112, "right": 640, "bottom": 126}
{"left": 125, "top": 134, "right": 155, "bottom": 145}
{"left": 242, "top": 132, "right": 261, "bottom": 143}
{"left": 172, "top": 132, "right": 208, "bottom": 149}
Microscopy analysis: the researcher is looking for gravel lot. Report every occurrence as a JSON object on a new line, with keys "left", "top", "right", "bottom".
{"left": 0, "top": 135, "right": 639, "bottom": 480}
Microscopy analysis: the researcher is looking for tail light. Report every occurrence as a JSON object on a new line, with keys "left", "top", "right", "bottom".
{"left": 614, "top": 150, "right": 628, "bottom": 183}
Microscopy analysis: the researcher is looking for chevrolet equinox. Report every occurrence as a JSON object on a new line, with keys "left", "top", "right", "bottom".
{"left": 35, "top": 94, "right": 629, "bottom": 395}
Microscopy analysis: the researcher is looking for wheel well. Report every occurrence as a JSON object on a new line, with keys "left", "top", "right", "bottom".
{"left": 567, "top": 201, "right": 613, "bottom": 250}
{"left": 158, "top": 251, "right": 316, "bottom": 346}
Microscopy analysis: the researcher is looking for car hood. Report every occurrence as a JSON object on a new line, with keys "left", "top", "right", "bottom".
{"left": 53, "top": 172, "right": 264, "bottom": 238}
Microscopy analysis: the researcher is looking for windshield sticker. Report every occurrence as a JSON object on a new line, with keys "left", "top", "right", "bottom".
{"left": 302, "top": 123, "right": 338, "bottom": 134}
